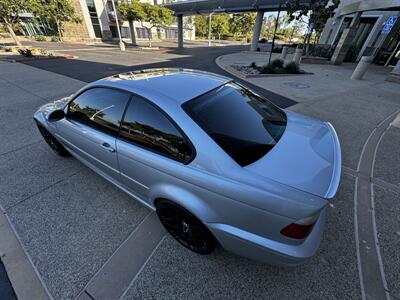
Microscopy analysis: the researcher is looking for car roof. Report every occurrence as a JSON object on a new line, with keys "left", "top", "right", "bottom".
{"left": 90, "top": 68, "right": 231, "bottom": 105}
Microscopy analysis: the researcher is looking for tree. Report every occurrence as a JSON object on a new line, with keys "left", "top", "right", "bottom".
{"left": 211, "top": 14, "right": 229, "bottom": 40}
{"left": 287, "top": 0, "right": 340, "bottom": 55}
{"left": 229, "top": 13, "right": 256, "bottom": 37}
{"left": 0, "top": 0, "right": 27, "bottom": 46}
{"left": 30, "top": 0, "right": 81, "bottom": 42}
{"left": 118, "top": 0, "right": 146, "bottom": 46}
{"left": 194, "top": 15, "right": 208, "bottom": 37}
{"left": 288, "top": 18, "right": 306, "bottom": 43}
{"left": 141, "top": 3, "right": 173, "bottom": 47}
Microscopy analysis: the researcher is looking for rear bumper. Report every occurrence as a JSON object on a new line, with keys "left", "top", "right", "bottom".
{"left": 207, "top": 208, "right": 326, "bottom": 267}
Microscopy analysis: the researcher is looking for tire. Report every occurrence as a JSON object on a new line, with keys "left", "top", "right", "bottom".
{"left": 156, "top": 199, "right": 217, "bottom": 254}
{"left": 36, "top": 124, "right": 69, "bottom": 156}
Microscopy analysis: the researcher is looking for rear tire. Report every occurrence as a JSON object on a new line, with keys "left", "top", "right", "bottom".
{"left": 36, "top": 123, "right": 69, "bottom": 156}
{"left": 156, "top": 199, "right": 217, "bottom": 254}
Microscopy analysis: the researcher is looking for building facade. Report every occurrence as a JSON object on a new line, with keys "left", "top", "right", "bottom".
{"left": 63, "top": 0, "right": 195, "bottom": 42}
{"left": 319, "top": 0, "right": 400, "bottom": 65}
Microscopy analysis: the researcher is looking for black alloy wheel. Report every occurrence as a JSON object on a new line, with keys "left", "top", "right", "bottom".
{"left": 156, "top": 200, "right": 217, "bottom": 254}
{"left": 36, "top": 124, "right": 69, "bottom": 156}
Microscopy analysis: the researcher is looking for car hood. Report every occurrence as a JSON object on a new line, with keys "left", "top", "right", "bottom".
{"left": 245, "top": 111, "right": 341, "bottom": 199}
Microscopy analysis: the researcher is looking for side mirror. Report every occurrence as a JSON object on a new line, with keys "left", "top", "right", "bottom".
{"left": 48, "top": 109, "right": 65, "bottom": 122}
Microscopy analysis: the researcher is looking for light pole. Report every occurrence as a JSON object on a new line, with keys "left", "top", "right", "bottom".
{"left": 208, "top": 13, "right": 213, "bottom": 47}
{"left": 111, "top": 0, "right": 125, "bottom": 51}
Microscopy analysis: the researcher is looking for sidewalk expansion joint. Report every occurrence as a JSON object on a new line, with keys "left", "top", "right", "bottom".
{"left": 0, "top": 140, "right": 43, "bottom": 157}
{"left": 343, "top": 166, "right": 400, "bottom": 194}
{"left": 75, "top": 212, "right": 166, "bottom": 300}
{"left": 5, "top": 168, "right": 83, "bottom": 212}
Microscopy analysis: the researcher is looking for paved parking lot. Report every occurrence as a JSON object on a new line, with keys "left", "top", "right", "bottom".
{"left": 0, "top": 42, "right": 399, "bottom": 300}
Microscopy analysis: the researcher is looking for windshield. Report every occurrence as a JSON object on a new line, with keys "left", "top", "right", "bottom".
{"left": 183, "top": 82, "right": 287, "bottom": 166}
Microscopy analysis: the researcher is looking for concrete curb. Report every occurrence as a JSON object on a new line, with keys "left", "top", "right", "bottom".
{"left": 0, "top": 55, "right": 78, "bottom": 63}
{"left": 246, "top": 72, "right": 312, "bottom": 78}
{"left": 215, "top": 57, "right": 247, "bottom": 80}
{"left": 0, "top": 205, "right": 51, "bottom": 300}
{"left": 76, "top": 212, "right": 166, "bottom": 300}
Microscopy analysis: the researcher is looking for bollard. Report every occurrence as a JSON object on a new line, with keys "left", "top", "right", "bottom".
{"left": 119, "top": 41, "right": 126, "bottom": 51}
{"left": 281, "top": 46, "right": 288, "bottom": 60}
{"left": 351, "top": 56, "right": 373, "bottom": 80}
{"left": 293, "top": 47, "right": 303, "bottom": 64}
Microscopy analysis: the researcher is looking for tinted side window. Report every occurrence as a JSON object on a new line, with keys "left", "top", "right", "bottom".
{"left": 120, "top": 97, "right": 192, "bottom": 163}
{"left": 68, "top": 88, "right": 131, "bottom": 136}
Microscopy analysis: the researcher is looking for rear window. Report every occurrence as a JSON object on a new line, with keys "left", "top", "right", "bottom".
{"left": 183, "top": 82, "right": 287, "bottom": 166}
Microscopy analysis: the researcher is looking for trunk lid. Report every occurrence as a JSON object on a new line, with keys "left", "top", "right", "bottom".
{"left": 245, "top": 111, "right": 341, "bottom": 199}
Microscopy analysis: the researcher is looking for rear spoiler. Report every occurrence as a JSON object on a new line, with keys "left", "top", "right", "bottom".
{"left": 324, "top": 122, "right": 342, "bottom": 199}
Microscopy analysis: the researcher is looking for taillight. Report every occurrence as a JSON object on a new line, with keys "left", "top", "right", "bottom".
{"left": 280, "top": 213, "right": 320, "bottom": 239}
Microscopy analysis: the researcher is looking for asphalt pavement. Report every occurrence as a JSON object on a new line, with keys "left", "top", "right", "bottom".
{"left": 0, "top": 260, "right": 16, "bottom": 300}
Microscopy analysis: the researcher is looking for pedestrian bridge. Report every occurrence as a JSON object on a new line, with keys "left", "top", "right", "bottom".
{"left": 165, "top": 0, "right": 311, "bottom": 50}
{"left": 164, "top": 0, "right": 310, "bottom": 15}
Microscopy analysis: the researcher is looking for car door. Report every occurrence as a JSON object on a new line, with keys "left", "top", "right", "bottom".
{"left": 116, "top": 95, "right": 193, "bottom": 201}
{"left": 55, "top": 87, "right": 131, "bottom": 182}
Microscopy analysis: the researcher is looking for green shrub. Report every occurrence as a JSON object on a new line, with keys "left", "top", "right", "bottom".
{"left": 271, "top": 59, "right": 284, "bottom": 69}
{"left": 250, "top": 62, "right": 257, "bottom": 68}
{"left": 50, "top": 36, "right": 60, "bottom": 42}
{"left": 18, "top": 48, "right": 33, "bottom": 57}
{"left": 284, "top": 62, "right": 300, "bottom": 74}
{"left": 4, "top": 47, "right": 13, "bottom": 52}
{"left": 260, "top": 64, "right": 276, "bottom": 74}
{"left": 34, "top": 35, "right": 46, "bottom": 42}
{"left": 38, "top": 48, "right": 48, "bottom": 55}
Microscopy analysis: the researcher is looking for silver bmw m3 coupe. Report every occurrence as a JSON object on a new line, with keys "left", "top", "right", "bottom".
{"left": 34, "top": 68, "right": 341, "bottom": 266}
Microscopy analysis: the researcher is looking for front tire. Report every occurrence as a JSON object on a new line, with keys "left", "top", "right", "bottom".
{"left": 156, "top": 200, "right": 217, "bottom": 254}
{"left": 36, "top": 123, "right": 69, "bottom": 156}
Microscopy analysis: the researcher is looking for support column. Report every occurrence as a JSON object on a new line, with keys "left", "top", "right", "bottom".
{"left": 128, "top": 20, "right": 137, "bottom": 46}
{"left": 331, "top": 12, "right": 362, "bottom": 65}
{"left": 177, "top": 14, "right": 184, "bottom": 49}
{"left": 250, "top": 10, "right": 264, "bottom": 51}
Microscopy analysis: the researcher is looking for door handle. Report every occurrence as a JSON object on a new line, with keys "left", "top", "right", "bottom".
{"left": 101, "top": 142, "right": 115, "bottom": 153}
